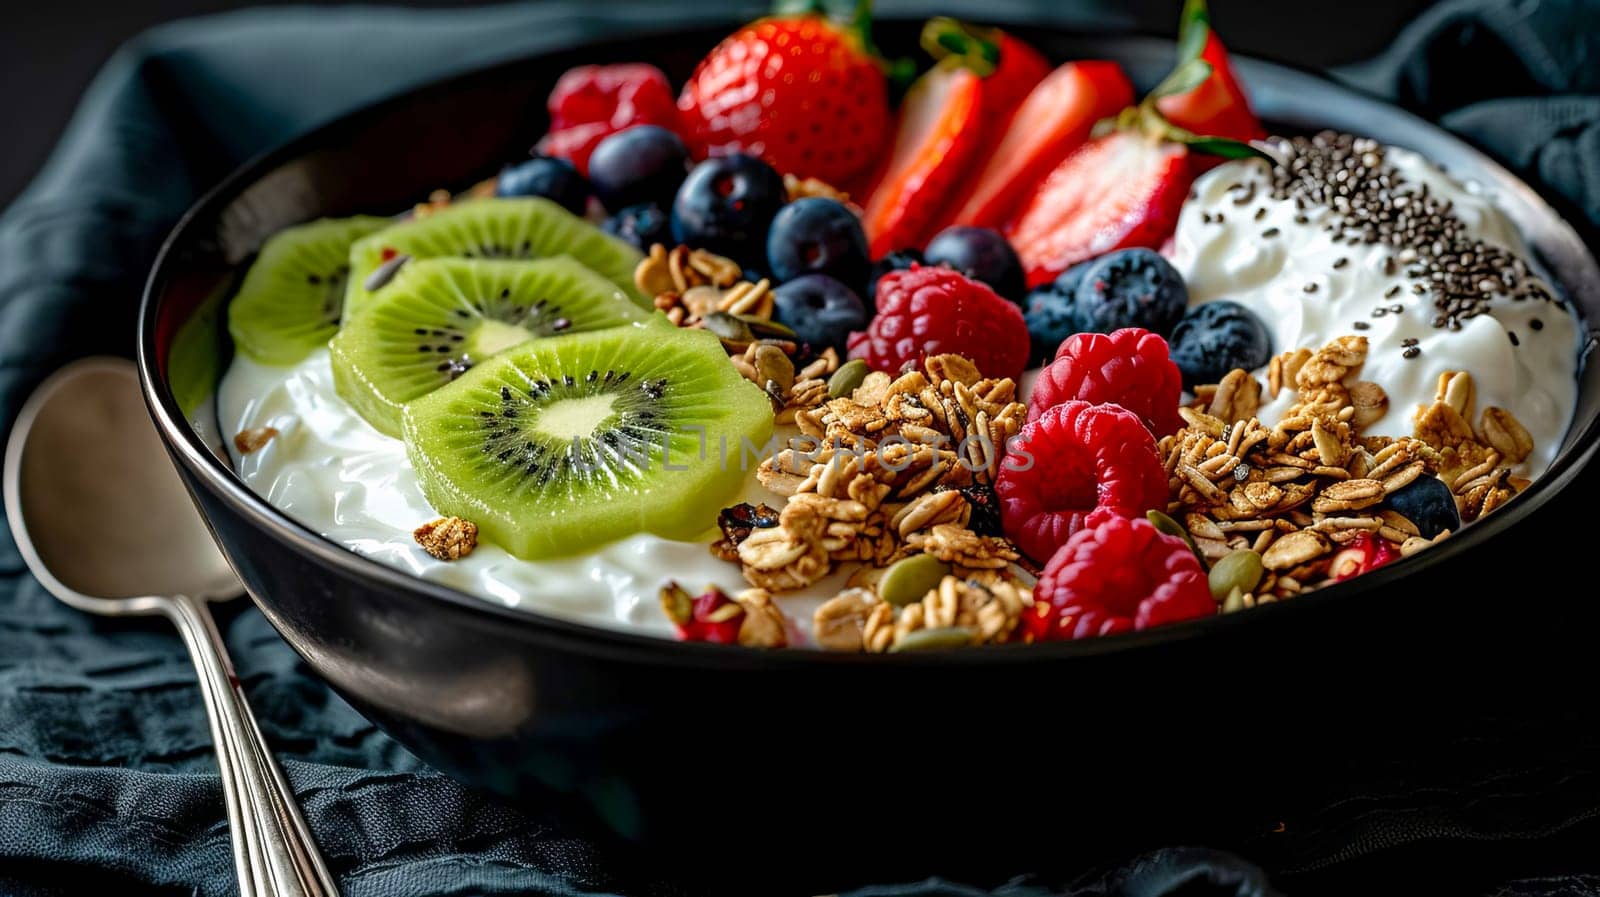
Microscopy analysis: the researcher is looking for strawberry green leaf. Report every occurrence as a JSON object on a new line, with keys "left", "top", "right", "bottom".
{"left": 1181, "top": 136, "right": 1275, "bottom": 162}
{"left": 1147, "top": 58, "right": 1213, "bottom": 100}
{"left": 920, "top": 17, "right": 1001, "bottom": 77}
{"left": 1175, "top": 0, "right": 1212, "bottom": 64}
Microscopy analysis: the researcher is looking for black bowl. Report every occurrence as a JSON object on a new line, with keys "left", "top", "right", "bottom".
{"left": 138, "top": 22, "right": 1600, "bottom": 893}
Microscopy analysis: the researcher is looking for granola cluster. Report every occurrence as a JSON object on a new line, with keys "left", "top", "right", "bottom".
{"left": 1410, "top": 369, "right": 1532, "bottom": 522}
{"left": 633, "top": 243, "right": 757, "bottom": 326}
{"left": 632, "top": 244, "right": 841, "bottom": 422}
{"left": 1164, "top": 334, "right": 1533, "bottom": 608}
{"left": 811, "top": 571, "right": 1033, "bottom": 653}
{"left": 414, "top": 516, "right": 479, "bottom": 561}
{"left": 708, "top": 353, "right": 1036, "bottom": 650}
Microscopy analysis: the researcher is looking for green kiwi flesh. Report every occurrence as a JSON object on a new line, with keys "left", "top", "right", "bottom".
{"left": 227, "top": 216, "right": 389, "bottom": 364}
{"left": 345, "top": 198, "right": 646, "bottom": 318}
{"left": 402, "top": 327, "right": 774, "bottom": 559}
{"left": 330, "top": 257, "right": 660, "bottom": 436}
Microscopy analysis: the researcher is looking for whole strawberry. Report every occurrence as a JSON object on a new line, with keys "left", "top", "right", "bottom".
{"left": 847, "top": 265, "right": 1029, "bottom": 381}
{"left": 677, "top": 1, "right": 891, "bottom": 185}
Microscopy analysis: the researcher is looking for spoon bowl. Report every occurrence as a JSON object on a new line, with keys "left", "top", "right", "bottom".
{"left": 4, "top": 357, "right": 237, "bottom": 613}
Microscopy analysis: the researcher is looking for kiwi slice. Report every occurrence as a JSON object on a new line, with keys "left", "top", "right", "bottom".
{"left": 330, "top": 256, "right": 660, "bottom": 436}
{"left": 227, "top": 216, "right": 390, "bottom": 364}
{"left": 402, "top": 326, "right": 774, "bottom": 559}
{"left": 345, "top": 198, "right": 647, "bottom": 318}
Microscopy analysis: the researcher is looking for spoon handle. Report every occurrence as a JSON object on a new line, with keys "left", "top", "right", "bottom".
{"left": 166, "top": 594, "right": 340, "bottom": 897}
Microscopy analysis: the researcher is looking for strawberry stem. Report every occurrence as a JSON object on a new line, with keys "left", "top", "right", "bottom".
{"left": 919, "top": 17, "right": 1001, "bottom": 77}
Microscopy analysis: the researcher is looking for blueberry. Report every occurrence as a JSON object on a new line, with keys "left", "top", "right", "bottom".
{"left": 496, "top": 156, "right": 590, "bottom": 216}
{"left": 1168, "top": 300, "right": 1274, "bottom": 388}
{"left": 587, "top": 125, "right": 689, "bottom": 212}
{"left": 766, "top": 198, "right": 869, "bottom": 288}
{"left": 924, "top": 226, "right": 1026, "bottom": 304}
{"left": 1072, "top": 248, "right": 1188, "bottom": 337}
{"left": 866, "top": 248, "right": 922, "bottom": 309}
{"left": 771, "top": 274, "right": 867, "bottom": 352}
{"left": 602, "top": 203, "right": 671, "bottom": 252}
{"left": 1383, "top": 474, "right": 1460, "bottom": 539}
{"left": 671, "top": 154, "right": 787, "bottom": 268}
{"left": 1023, "top": 262, "right": 1091, "bottom": 365}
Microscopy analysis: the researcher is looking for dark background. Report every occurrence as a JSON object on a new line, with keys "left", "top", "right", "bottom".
{"left": 0, "top": 0, "right": 1437, "bottom": 210}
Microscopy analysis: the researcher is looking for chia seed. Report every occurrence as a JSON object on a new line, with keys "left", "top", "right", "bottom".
{"left": 1264, "top": 131, "right": 1554, "bottom": 330}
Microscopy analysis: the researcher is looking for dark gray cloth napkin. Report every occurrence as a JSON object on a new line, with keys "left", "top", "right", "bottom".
{"left": 2, "top": 1, "right": 1598, "bottom": 894}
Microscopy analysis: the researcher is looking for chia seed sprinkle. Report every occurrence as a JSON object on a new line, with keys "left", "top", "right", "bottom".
{"left": 1353, "top": 321, "right": 1371, "bottom": 330}
{"left": 1509, "top": 331, "right": 1520, "bottom": 346}
{"left": 1254, "top": 207, "right": 1267, "bottom": 221}
{"left": 1263, "top": 227, "right": 1280, "bottom": 238}
{"left": 1385, "top": 285, "right": 1402, "bottom": 298}
{"left": 1532, "top": 318, "right": 1544, "bottom": 330}
{"left": 1333, "top": 257, "right": 1349, "bottom": 269}
{"left": 1303, "top": 282, "right": 1319, "bottom": 293}
{"left": 1264, "top": 131, "right": 1554, "bottom": 330}
{"left": 1403, "top": 346, "right": 1422, "bottom": 358}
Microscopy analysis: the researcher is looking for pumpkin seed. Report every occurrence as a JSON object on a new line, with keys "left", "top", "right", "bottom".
{"left": 877, "top": 553, "right": 951, "bottom": 607}
{"left": 890, "top": 626, "right": 977, "bottom": 652}
{"left": 1147, "top": 510, "right": 1205, "bottom": 566}
{"left": 827, "top": 359, "right": 871, "bottom": 399}
{"left": 1222, "top": 586, "right": 1248, "bottom": 614}
{"left": 703, "top": 311, "right": 755, "bottom": 343}
{"left": 742, "top": 316, "right": 796, "bottom": 339}
{"left": 752, "top": 344, "right": 795, "bottom": 394}
{"left": 1208, "top": 549, "right": 1264, "bottom": 601}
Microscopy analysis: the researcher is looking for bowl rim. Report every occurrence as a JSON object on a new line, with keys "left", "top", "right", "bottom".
{"left": 136, "top": 24, "right": 1600, "bottom": 670}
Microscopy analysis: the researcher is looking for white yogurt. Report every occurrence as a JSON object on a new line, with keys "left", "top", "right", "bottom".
{"left": 217, "top": 350, "right": 851, "bottom": 639}
{"left": 1170, "top": 147, "right": 1579, "bottom": 474}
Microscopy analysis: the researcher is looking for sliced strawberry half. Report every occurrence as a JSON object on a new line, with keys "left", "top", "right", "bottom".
{"left": 1005, "top": 131, "right": 1193, "bottom": 287}
{"left": 861, "top": 62, "right": 986, "bottom": 258}
{"left": 920, "top": 17, "right": 1051, "bottom": 133}
{"left": 940, "top": 60, "right": 1133, "bottom": 231}
{"left": 1155, "top": 0, "right": 1264, "bottom": 147}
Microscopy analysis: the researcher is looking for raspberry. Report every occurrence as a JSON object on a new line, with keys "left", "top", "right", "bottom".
{"left": 1029, "top": 328, "right": 1184, "bottom": 436}
{"left": 659, "top": 582, "right": 743, "bottom": 644}
{"left": 538, "top": 64, "right": 681, "bottom": 176}
{"left": 1025, "top": 515, "right": 1214, "bottom": 641}
{"left": 846, "top": 266, "right": 1030, "bottom": 380}
{"left": 997, "top": 400, "right": 1167, "bottom": 563}
{"left": 1328, "top": 532, "right": 1399, "bottom": 582}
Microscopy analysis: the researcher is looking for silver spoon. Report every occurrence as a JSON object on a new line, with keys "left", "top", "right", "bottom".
{"left": 3, "top": 357, "right": 339, "bottom": 897}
